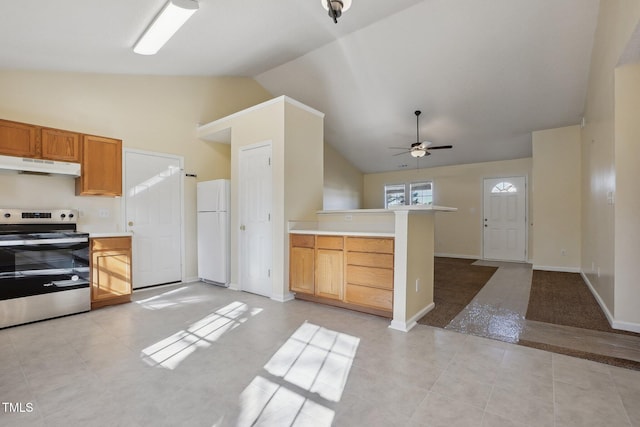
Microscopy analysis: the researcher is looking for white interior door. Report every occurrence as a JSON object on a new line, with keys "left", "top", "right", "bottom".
{"left": 125, "top": 150, "right": 182, "bottom": 288}
{"left": 239, "top": 142, "right": 272, "bottom": 297}
{"left": 483, "top": 176, "right": 527, "bottom": 261}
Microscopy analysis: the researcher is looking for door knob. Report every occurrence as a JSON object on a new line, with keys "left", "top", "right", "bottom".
{"left": 128, "top": 221, "right": 134, "bottom": 227}
{"left": 240, "top": 225, "right": 245, "bottom": 231}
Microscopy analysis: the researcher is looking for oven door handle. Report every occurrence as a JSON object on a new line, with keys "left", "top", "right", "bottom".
{"left": 0, "top": 237, "right": 89, "bottom": 246}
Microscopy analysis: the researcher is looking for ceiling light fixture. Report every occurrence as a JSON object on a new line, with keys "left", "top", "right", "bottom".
{"left": 410, "top": 143, "right": 426, "bottom": 158}
{"left": 133, "top": 0, "right": 199, "bottom": 55}
{"left": 321, "top": 0, "right": 352, "bottom": 24}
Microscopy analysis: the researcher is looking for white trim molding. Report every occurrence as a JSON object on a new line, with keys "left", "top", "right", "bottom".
{"left": 434, "top": 253, "right": 480, "bottom": 260}
{"left": 389, "top": 302, "right": 435, "bottom": 332}
{"left": 582, "top": 273, "right": 640, "bottom": 333}
{"left": 197, "top": 95, "right": 324, "bottom": 142}
{"left": 271, "top": 292, "right": 295, "bottom": 303}
{"left": 533, "top": 265, "right": 581, "bottom": 273}
{"left": 580, "top": 271, "right": 615, "bottom": 326}
{"left": 612, "top": 319, "right": 640, "bottom": 334}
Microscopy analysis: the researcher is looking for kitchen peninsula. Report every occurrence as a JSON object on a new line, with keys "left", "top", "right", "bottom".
{"left": 289, "top": 205, "right": 456, "bottom": 332}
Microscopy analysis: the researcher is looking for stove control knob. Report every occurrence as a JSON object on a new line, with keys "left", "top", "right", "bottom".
{"left": 68, "top": 213, "right": 74, "bottom": 219}
{"left": 60, "top": 213, "right": 66, "bottom": 219}
{"left": 3, "top": 213, "right": 10, "bottom": 218}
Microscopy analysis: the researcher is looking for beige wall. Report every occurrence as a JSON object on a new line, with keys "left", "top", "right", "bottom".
{"left": 205, "top": 97, "right": 323, "bottom": 299}
{"left": 323, "top": 143, "right": 363, "bottom": 210}
{"left": 531, "top": 126, "right": 581, "bottom": 270}
{"left": 581, "top": 1, "right": 640, "bottom": 318}
{"left": 405, "top": 213, "right": 435, "bottom": 320}
{"left": 284, "top": 103, "right": 325, "bottom": 223}
{"left": 0, "top": 70, "right": 272, "bottom": 281}
{"left": 227, "top": 101, "right": 284, "bottom": 294}
{"left": 614, "top": 63, "right": 640, "bottom": 325}
{"left": 283, "top": 102, "right": 325, "bottom": 298}
{"left": 363, "top": 158, "right": 533, "bottom": 259}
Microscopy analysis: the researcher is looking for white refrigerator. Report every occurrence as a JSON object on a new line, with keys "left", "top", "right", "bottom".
{"left": 197, "top": 179, "right": 230, "bottom": 286}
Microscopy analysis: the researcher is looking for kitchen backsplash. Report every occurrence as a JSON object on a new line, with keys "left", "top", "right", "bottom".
{"left": 0, "top": 170, "right": 121, "bottom": 232}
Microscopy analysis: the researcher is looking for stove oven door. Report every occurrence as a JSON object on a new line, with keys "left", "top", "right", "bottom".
{"left": 0, "top": 235, "right": 90, "bottom": 328}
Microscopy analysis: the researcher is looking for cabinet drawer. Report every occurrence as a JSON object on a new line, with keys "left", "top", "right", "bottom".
{"left": 316, "top": 235, "right": 343, "bottom": 250}
{"left": 345, "top": 284, "right": 392, "bottom": 311}
{"left": 291, "top": 234, "right": 314, "bottom": 248}
{"left": 346, "top": 237, "right": 394, "bottom": 254}
{"left": 347, "top": 252, "right": 393, "bottom": 269}
{"left": 91, "top": 237, "right": 131, "bottom": 251}
{"left": 346, "top": 265, "right": 393, "bottom": 290}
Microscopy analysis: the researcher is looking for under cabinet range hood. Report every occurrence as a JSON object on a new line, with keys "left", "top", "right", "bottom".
{"left": 0, "top": 154, "right": 81, "bottom": 177}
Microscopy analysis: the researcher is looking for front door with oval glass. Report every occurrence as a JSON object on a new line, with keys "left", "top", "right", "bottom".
{"left": 483, "top": 177, "right": 527, "bottom": 261}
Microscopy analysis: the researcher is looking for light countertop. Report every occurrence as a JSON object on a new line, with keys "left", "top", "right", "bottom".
{"left": 289, "top": 230, "right": 395, "bottom": 237}
{"left": 317, "top": 205, "right": 457, "bottom": 214}
{"left": 88, "top": 232, "right": 133, "bottom": 238}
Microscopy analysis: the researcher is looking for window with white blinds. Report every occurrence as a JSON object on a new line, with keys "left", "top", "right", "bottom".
{"left": 384, "top": 181, "right": 433, "bottom": 208}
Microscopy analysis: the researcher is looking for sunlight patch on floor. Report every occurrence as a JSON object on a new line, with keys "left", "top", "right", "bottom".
{"left": 140, "top": 301, "right": 262, "bottom": 369}
{"left": 231, "top": 322, "right": 360, "bottom": 426}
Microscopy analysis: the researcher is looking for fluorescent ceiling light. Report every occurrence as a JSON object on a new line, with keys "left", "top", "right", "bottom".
{"left": 134, "top": 0, "right": 198, "bottom": 55}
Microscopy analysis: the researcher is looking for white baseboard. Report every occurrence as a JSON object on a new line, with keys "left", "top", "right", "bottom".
{"left": 580, "top": 271, "right": 615, "bottom": 327}
{"left": 271, "top": 292, "right": 295, "bottom": 303}
{"left": 434, "top": 253, "right": 480, "bottom": 260}
{"left": 389, "top": 302, "right": 435, "bottom": 333}
{"left": 574, "top": 272, "right": 640, "bottom": 333}
{"left": 533, "top": 265, "right": 581, "bottom": 273}
{"left": 612, "top": 319, "right": 640, "bottom": 334}
{"left": 182, "top": 276, "right": 199, "bottom": 284}
{"left": 228, "top": 282, "right": 240, "bottom": 291}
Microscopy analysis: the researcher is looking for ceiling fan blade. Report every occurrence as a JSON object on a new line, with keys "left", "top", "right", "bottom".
{"left": 427, "top": 145, "right": 453, "bottom": 150}
{"left": 388, "top": 146, "right": 411, "bottom": 149}
{"left": 393, "top": 151, "right": 411, "bottom": 156}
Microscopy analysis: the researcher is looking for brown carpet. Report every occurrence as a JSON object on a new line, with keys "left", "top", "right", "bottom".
{"left": 526, "top": 270, "right": 640, "bottom": 338}
{"left": 417, "top": 258, "right": 498, "bottom": 328}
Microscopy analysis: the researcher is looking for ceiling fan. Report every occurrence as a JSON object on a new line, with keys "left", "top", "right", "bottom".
{"left": 390, "top": 111, "right": 453, "bottom": 158}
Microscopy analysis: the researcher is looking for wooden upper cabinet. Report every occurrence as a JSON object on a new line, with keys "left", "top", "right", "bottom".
{"left": 0, "top": 119, "right": 39, "bottom": 158}
{"left": 76, "top": 135, "right": 122, "bottom": 196}
{"left": 40, "top": 128, "right": 81, "bottom": 162}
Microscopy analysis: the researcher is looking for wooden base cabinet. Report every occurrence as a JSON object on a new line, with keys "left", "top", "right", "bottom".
{"left": 289, "top": 233, "right": 394, "bottom": 317}
{"left": 91, "top": 237, "right": 132, "bottom": 309}
{"left": 345, "top": 237, "right": 394, "bottom": 312}
{"left": 315, "top": 236, "right": 344, "bottom": 300}
{"left": 290, "top": 235, "right": 315, "bottom": 294}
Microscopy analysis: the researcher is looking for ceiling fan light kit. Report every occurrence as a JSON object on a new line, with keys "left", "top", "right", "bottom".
{"left": 322, "top": 0, "right": 352, "bottom": 24}
{"left": 410, "top": 145, "right": 426, "bottom": 158}
{"left": 134, "top": 0, "right": 199, "bottom": 55}
{"left": 389, "top": 110, "right": 453, "bottom": 160}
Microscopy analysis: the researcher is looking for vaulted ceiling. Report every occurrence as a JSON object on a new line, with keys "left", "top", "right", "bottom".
{"left": 0, "top": 0, "right": 600, "bottom": 173}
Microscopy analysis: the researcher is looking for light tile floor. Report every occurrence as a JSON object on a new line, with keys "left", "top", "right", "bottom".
{"left": 0, "top": 282, "right": 639, "bottom": 426}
